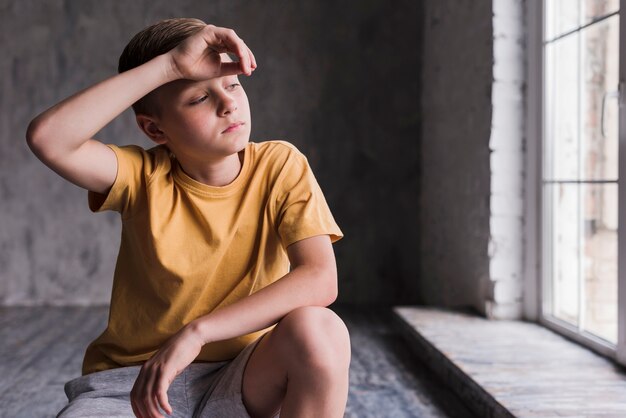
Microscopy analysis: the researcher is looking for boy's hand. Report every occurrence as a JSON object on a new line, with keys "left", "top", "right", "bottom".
{"left": 130, "top": 325, "right": 204, "bottom": 418}
{"left": 167, "top": 24, "right": 257, "bottom": 81}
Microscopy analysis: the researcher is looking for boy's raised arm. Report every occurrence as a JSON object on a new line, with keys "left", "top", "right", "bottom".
{"left": 25, "top": 54, "right": 179, "bottom": 194}
{"left": 25, "top": 24, "right": 255, "bottom": 195}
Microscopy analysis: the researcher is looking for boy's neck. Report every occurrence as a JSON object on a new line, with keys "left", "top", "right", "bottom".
{"left": 175, "top": 149, "right": 245, "bottom": 187}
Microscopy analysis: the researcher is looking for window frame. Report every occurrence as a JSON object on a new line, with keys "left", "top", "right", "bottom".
{"left": 526, "top": 0, "right": 626, "bottom": 366}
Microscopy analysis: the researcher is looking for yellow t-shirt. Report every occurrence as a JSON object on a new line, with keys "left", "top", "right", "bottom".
{"left": 81, "top": 139, "right": 344, "bottom": 375}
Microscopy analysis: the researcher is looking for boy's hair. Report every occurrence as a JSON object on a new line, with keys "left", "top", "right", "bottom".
{"left": 118, "top": 17, "right": 207, "bottom": 117}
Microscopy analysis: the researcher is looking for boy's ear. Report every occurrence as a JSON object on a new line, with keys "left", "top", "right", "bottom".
{"left": 136, "top": 114, "right": 167, "bottom": 145}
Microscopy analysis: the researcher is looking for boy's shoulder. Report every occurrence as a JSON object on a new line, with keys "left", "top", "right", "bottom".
{"left": 256, "top": 140, "right": 307, "bottom": 167}
{"left": 257, "top": 139, "right": 300, "bottom": 154}
{"left": 110, "top": 142, "right": 171, "bottom": 162}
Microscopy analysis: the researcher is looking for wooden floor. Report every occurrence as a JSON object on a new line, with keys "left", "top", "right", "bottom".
{"left": 0, "top": 304, "right": 475, "bottom": 418}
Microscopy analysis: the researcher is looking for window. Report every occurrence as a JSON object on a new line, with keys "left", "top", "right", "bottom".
{"left": 535, "top": 0, "right": 626, "bottom": 364}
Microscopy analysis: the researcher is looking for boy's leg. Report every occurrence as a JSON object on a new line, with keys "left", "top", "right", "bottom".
{"left": 56, "top": 366, "right": 140, "bottom": 418}
{"left": 241, "top": 306, "right": 351, "bottom": 418}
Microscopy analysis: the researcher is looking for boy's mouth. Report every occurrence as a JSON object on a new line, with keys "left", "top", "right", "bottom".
{"left": 222, "top": 122, "right": 245, "bottom": 133}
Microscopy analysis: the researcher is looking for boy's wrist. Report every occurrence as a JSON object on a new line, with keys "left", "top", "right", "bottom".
{"left": 160, "top": 52, "right": 183, "bottom": 82}
{"left": 187, "top": 318, "right": 211, "bottom": 345}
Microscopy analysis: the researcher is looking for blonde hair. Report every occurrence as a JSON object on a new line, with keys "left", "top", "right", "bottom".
{"left": 118, "top": 17, "right": 207, "bottom": 116}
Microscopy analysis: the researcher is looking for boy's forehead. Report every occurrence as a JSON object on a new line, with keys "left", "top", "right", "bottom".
{"left": 159, "top": 53, "right": 238, "bottom": 96}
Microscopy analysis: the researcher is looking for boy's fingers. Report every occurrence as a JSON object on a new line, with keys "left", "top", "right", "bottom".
{"left": 211, "top": 26, "right": 251, "bottom": 75}
{"left": 219, "top": 61, "right": 245, "bottom": 77}
{"left": 150, "top": 377, "right": 169, "bottom": 418}
{"left": 232, "top": 39, "right": 251, "bottom": 75}
{"left": 248, "top": 46, "right": 257, "bottom": 69}
{"left": 134, "top": 395, "right": 150, "bottom": 418}
{"left": 238, "top": 40, "right": 254, "bottom": 74}
{"left": 130, "top": 404, "right": 138, "bottom": 418}
{"left": 131, "top": 372, "right": 148, "bottom": 418}
{"left": 154, "top": 393, "right": 168, "bottom": 417}
{"left": 142, "top": 371, "right": 163, "bottom": 418}
{"left": 156, "top": 378, "right": 173, "bottom": 415}
{"left": 147, "top": 395, "right": 163, "bottom": 418}
{"left": 130, "top": 399, "right": 143, "bottom": 418}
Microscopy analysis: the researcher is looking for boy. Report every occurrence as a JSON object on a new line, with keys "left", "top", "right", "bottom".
{"left": 26, "top": 18, "right": 350, "bottom": 418}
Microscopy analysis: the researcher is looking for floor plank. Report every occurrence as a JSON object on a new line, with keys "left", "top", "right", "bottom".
{"left": 334, "top": 305, "right": 476, "bottom": 418}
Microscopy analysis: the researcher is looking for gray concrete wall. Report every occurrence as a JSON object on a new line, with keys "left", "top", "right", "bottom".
{"left": 1, "top": 1, "right": 421, "bottom": 306}
{"left": 419, "top": 1, "right": 494, "bottom": 312}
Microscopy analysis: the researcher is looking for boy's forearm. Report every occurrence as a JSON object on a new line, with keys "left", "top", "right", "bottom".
{"left": 26, "top": 53, "right": 178, "bottom": 158}
{"left": 189, "top": 266, "right": 338, "bottom": 345}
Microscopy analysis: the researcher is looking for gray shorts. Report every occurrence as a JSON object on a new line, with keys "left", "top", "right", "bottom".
{"left": 56, "top": 333, "right": 281, "bottom": 418}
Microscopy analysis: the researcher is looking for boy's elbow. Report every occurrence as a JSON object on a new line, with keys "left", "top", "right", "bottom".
{"left": 26, "top": 118, "right": 59, "bottom": 161}
{"left": 322, "top": 268, "right": 339, "bottom": 306}
{"left": 325, "top": 288, "right": 338, "bottom": 306}
{"left": 25, "top": 118, "right": 46, "bottom": 153}
{"left": 299, "top": 265, "right": 338, "bottom": 306}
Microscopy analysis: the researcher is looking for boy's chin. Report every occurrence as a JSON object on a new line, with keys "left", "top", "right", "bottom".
{"left": 233, "top": 135, "right": 250, "bottom": 148}
{"left": 223, "top": 137, "right": 249, "bottom": 154}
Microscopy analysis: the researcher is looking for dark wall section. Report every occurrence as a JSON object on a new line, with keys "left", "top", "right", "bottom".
{"left": 419, "top": 1, "right": 493, "bottom": 310}
{"left": 1, "top": 1, "right": 421, "bottom": 306}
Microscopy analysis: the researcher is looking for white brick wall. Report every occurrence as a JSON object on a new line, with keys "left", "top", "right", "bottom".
{"left": 487, "top": 0, "right": 527, "bottom": 319}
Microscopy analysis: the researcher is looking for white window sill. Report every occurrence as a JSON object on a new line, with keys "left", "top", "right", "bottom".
{"left": 393, "top": 306, "right": 626, "bottom": 418}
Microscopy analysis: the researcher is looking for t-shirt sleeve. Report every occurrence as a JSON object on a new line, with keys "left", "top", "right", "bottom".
{"left": 273, "top": 150, "right": 344, "bottom": 249}
{"left": 87, "top": 144, "right": 155, "bottom": 218}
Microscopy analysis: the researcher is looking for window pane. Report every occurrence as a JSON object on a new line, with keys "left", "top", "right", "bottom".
{"left": 546, "top": 0, "right": 618, "bottom": 41}
{"left": 582, "top": 183, "right": 618, "bottom": 344}
{"left": 581, "top": 15, "right": 619, "bottom": 181}
{"left": 582, "top": 0, "right": 619, "bottom": 25}
{"left": 545, "top": 33, "right": 580, "bottom": 181}
{"left": 543, "top": 1, "right": 620, "bottom": 347}
{"left": 548, "top": 183, "right": 580, "bottom": 326}
{"left": 545, "top": 0, "right": 580, "bottom": 40}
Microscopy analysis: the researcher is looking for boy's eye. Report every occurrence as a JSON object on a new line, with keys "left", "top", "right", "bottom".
{"left": 228, "top": 83, "right": 240, "bottom": 89}
{"left": 191, "top": 96, "right": 208, "bottom": 105}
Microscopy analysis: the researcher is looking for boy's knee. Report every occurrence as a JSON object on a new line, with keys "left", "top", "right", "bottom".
{"left": 278, "top": 306, "right": 351, "bottom": 369}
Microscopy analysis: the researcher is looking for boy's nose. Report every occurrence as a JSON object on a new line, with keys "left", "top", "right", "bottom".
{"left": 219, "top": 97, "right": 238, "bottom": 116}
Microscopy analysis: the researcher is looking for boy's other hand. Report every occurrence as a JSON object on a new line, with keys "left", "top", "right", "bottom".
{"left": 166, "top": 24, "right": 257, "bottom": 81}
{"left": 130, "top": 325, "right": 204, "bottom": 418}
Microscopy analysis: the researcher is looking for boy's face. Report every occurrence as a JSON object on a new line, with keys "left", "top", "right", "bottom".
{"left": 138, "top": 53, "right": 251, "bottom": 161}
